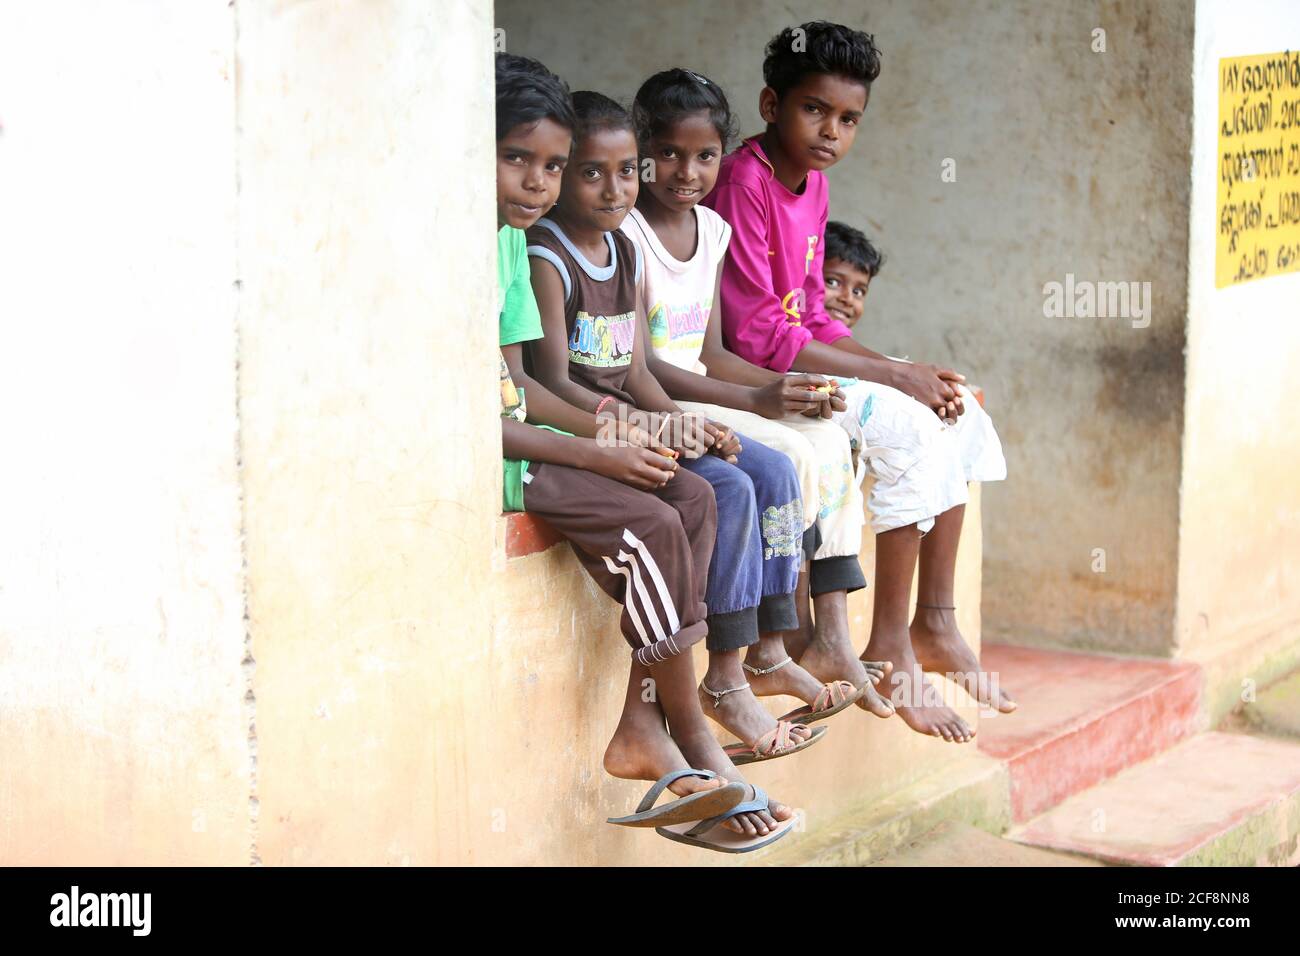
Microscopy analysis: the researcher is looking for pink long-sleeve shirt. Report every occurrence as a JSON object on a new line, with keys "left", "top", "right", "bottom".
{"left": 702, "top": 136, "right": 853, "bottom": 373}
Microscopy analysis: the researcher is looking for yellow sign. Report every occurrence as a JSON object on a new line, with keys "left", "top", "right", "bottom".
{"left": 1216, "top": 51, "right": 1300, "bottom": 288}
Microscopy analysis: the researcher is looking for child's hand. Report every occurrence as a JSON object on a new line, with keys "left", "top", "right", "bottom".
{"left": 891, "top": 362, "right": 963, "bottom": 419}
{"left": 827, "top": 384, "right": 847, "bottom": 414}
{"left": 662, "top": 411, "right": 713, "bottom": 460}
{"left": 795, "top": 375, "right": 841, "bottom": 419}
{"left": 750, "top": 374, "right": 831, "bottom": 420}
{"left": 703, "top": 421, "right": 741, "bottom": 463}
{"left": 598, "top": 416, "right": 677, "bottom": 457}
{"left": 588, "top": 444, "right": 679, "bottom": 490}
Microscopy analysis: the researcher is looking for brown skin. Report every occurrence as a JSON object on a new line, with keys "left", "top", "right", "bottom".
{"left": 496, "top": 117, "right": 571, "bottom": 230}
{"left": 757, "top": 73, "right": 965, "bottom": 420}
{"left": 495, "top": 121, "right": 674, "bottom": 482}
{"left": 823, "top": 256, "right": 872, "bottom": 328}
{"left": 637, "top": 112, "right": 867, "bottom": 723}
{"left": 637, "top": 112, "right": 847, "bottom": 422}
{"left": 525, "top": 124, "right": 801, "bottom": 827}
{"left": 758, "top": 73, "right": 1014, "bottom": 729}
{"left": 529, "top": 125, "right": 734, "bottom": 463}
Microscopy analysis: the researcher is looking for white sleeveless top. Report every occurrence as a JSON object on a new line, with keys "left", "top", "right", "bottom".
{"left": 620, "top": 205, "right": 731, "bottom": 376}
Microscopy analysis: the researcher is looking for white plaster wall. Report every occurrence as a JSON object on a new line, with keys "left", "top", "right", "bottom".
{"left": 0, "top": 3, "right": 248, "bottom": 863}
{"left": 495, "top": 0, "right": 1195, "bottom": 655}
{"left": 235, "top": 0, "right": 501, "bottom": 864}
{"left": 1177, "top": 0, "right": 1300, "bottom": 692}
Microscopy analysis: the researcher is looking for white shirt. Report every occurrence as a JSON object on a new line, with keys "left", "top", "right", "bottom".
{"left": 620, "top": 205, "right": 731, "bottom": 376}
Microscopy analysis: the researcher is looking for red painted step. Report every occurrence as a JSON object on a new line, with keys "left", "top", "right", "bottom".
{"left": 978, "top": 644, "right": 1203, "bottom": 821}
{"left": 1009, "top": 732, "right": 1300, "bottom": 866}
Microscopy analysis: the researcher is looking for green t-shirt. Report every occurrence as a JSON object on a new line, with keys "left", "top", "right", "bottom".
{"left": 497, "top": 224, "right": 569, "bottom": 512}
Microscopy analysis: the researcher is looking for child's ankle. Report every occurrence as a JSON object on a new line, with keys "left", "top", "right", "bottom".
{"left": 704, "top": 653, "right": 747, "bottom": 688}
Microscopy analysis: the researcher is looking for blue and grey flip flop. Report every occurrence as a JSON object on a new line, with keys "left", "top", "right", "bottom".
{"left": 607, "top": 769, "right": 747, "bottom": 828}
{"left": 655, "top": 784, "right": 795, "bottom": 853}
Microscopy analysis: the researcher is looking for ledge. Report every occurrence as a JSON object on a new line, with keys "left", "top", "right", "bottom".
{"left": 505, "top": 385, "right": 985, "bottom": 560}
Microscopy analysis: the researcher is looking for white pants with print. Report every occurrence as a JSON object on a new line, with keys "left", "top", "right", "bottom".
{"left": 829, "top": 380, "right": 1006, "bottom": 535}
{"left": 677, "top": 401, "right": 865, "bottom": 562}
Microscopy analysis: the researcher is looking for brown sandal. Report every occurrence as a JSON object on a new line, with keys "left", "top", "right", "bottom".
{"left": 779, "top": 679, "right": 862, "bottom": 725}
{"left": 723, "top": 719, "right": 827, "bottom": 766}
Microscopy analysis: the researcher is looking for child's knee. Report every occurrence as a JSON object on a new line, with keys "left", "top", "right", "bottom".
{"left": 667, "top": 467, "right": 717, "bottom": 528}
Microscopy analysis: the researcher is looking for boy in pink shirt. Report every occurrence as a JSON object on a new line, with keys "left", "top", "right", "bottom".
{"left": 704, "top": 21, "right": 1014, "bottom": 741}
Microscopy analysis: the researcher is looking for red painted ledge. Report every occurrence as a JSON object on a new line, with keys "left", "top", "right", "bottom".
{"left": 505, "top": 512, "right": 563, "bottom": 559}
{"left": 504, "top": 386, "right": 986, "bottom": 559}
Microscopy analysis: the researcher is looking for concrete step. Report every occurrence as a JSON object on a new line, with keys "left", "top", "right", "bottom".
{"left": 1243, "top": 669, "right": 1300, "bottom": 739}
{"left": 1008, "top": 732, "right": 1300, "bottom": 866}
{"left": 874, "top": 820, "right": 1103, "bottom": 866}
{"left": 978, "top": 643, "right": 1202, "bottom": 820}
{"left": 760, "top": 751, "right": 1010, "bottom": 867}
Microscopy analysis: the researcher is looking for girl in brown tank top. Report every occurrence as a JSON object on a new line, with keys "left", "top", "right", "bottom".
{"left": 524, "top": 93, "right": 819, "bottom": 833}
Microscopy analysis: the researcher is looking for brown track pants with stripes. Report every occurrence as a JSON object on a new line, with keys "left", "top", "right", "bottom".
{"left": 521, "top": 461, "right": 716, "bottom": 666}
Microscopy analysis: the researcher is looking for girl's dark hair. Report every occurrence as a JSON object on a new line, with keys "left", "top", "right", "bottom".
{"left": 631, "top": 68, "right": 737, "bottom": 151}
{"left": 825, "top": 221, "right": 885, "bottom": 277}
{"left": 571, "top": 90, "right": 634, "bottom": 139}
{"left": 763, "top": 21, "right": 882, "bottom": 98}
{"left": 495, "top": 53, "right": 576, "bottom": 141}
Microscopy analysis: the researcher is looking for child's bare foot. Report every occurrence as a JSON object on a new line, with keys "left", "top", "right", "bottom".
{"left": 742, "top": 637, "right": 830, "bottom": 702}
{"left": 910, "top": 606, "right": 1016, "bottom": 714}
{"left": 697, "top": 680, "right": 814, "bottom": 752}
{"left": 603, "top": 716, "right": 726, "bottom": 800}
{"left": 865, "top": 628, "right": 974, "bottom": 742}
{"left": 855, "top": 659, "right": 896, "bottom": 717}
{"left": 671, "top": 726, "right": 796, "bottom": 836}
{"left": 797, "top": 600, "right": 896, "bottom": 718}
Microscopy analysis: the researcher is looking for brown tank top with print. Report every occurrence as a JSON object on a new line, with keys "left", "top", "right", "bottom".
{"left": 524, "top": 218, "right": 642, "bottom": 406}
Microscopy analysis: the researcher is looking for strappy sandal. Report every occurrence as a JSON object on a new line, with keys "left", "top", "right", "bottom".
{"left": 655, "top": 784, "right": 795, "bottom": 853}
{"left": 741, "top": 656, "right": 862, "bottom": 726}
{"left": 701, "top": 679, "right": 829, "bottom": 765}
{"left": 779, "top": 679, "right": 862, "bottom": 725}
{"left": 607, "top": 769, "right": 748, "bottom": 828}
{"left": 724, "top": 720, "right": 827, "bottom": 765}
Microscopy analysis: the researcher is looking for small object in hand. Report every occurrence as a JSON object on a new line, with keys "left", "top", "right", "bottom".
{"left": 815, "top": 385, "right": 833, "bottom": 394}
{"left": 660, "top": 449, "right": 678, "bottom": 459}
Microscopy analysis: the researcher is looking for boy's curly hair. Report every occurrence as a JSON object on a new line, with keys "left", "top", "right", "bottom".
{"left": 495, "top": 53, "right": 576, "bottom": 141}
{"left": 825, "top": 221, "right": 885, "bottom": 277}
{"left": 763, "top": 21, "right": 882, "bottom": 98}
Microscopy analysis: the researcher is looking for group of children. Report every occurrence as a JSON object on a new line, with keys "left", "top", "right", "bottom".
{"left": 494, "top": 21, "right": 1010, "bottom": 853}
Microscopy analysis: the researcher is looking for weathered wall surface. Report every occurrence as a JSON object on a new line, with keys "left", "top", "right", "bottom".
{"left": 495, "top": 0, "right": 1196, "bottom": 656}
{"left": 236, "top": 0, "right": 501, "bottom": 865}
{"left": 1177, "top": 0, "right": 1300, "bottom": 718}
{"left": 0, "top": 3, "right": 248, "bottom": 863}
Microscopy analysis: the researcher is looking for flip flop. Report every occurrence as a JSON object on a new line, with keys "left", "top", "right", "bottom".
{"left": 656, "top": 784, "right": 795, "bottom": 853}
{"left": 606, "top": 769, "right": 748, "bottom": 828}
{"left": 723, "top": 721, "right": 827, "bottom": 766}
{"left": 779, "top": 679, "right": 862, "bottom": 725}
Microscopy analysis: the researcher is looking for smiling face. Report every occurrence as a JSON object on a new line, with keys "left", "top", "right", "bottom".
{"left": 496, "top": 117, "right": 572, "bottom": 229}
{"left": 760, "top": 72, "right": 869, "bottom": 174}
{"left": 823, "top": 256, "right": 873, "bottom": 327}
{"left": 641, "top": 111, "right": 723, "bottom": 212}
{"left": 555, "top": 126, "right": 640, "bottom": 233}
